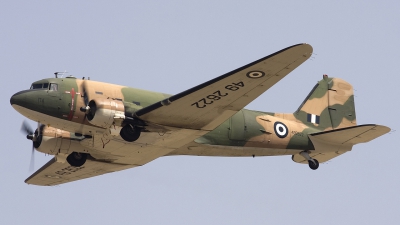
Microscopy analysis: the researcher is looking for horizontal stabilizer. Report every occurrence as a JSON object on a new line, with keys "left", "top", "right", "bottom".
{"left": 292, "top": 151, "right": 348, "bottom": 164}
{"left": 309, "top": 124, "right": 390, "bottom": 145}
{"left": 293, "top": 124, "right": 390, "bottom": 164}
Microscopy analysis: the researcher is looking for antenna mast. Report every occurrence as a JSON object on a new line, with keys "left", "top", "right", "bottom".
{"left": 54, "top": 71, "right": 68, "bottom": 78}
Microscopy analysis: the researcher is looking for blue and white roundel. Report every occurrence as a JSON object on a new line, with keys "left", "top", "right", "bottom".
{"left": 274, "top": 122, "right": 288, "bottom": 138}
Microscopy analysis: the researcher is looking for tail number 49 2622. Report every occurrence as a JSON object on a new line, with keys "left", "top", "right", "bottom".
{"left": 191, "top": 81, "right": 244, "bottom": 108}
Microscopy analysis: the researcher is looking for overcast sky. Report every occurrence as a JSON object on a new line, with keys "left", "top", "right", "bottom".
{"left": 1, "top": 1, "right": 399, "bottom": 224}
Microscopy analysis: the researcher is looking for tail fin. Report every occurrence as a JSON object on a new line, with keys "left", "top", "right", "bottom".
{"left": 294, "top": 75, "right": 356, "bottom": 130}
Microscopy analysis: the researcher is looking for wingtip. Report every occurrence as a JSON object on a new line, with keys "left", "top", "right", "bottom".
{"left": 288, "top": 43, "right": 313, "bottom": 59}
{"left": 376, "top": 124, "right": 392, "bottom": 134}
{"left": 299, "top": 43, "right": 313, "bottom": 53}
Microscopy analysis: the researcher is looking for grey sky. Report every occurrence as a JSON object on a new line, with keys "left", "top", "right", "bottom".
{"left": 1, "top": 1, "right": 399, "bottom": 224}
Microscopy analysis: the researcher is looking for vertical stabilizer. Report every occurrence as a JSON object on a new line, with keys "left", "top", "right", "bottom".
{"left": 294, "top": 75, "right": 356, "bottom": 130}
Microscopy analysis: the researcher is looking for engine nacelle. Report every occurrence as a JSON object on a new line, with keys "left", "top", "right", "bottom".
{"left": 36, "top": 127, "right": 87, "bottom": 156}
{"left": 87, "top": 98, "right": 125, "bottom": 128}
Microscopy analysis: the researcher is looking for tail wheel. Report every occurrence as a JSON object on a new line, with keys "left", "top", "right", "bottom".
{"left": 120, "top": 125, "right": 141, "bottom": 142}
{"left": 66, "top": 152, "right": 87, "bottom": 167}
{"left": 308, "top": 159, "right": 319, "bottom": 170}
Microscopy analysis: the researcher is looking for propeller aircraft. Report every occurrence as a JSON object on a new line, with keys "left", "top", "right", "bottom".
{"left": 10, "top": 43, "right": 390, "bottom": 186}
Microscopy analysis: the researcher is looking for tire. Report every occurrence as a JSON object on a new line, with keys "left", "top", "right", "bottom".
{"left": 120, "top": 125, "right": 141, "bottom": 142}
{"left": 308, "top": 159, "right": 319, "bottom": 170}
{"left": 66, "top": 152, "right": 87, "bottom": 167}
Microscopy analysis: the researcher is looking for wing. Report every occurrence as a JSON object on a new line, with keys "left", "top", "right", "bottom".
{"left": 136, "top": 43, "right": 313, "bottom": 131}
{"left": 25, "top": 157, "right": 135, "bottom": 186}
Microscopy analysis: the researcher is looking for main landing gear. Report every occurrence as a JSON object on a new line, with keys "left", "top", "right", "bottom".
{"left": 66, "top": 152, "right": 87, "bottom": 167}
{"left": 300, "top": 151, "right": 319, "bottom": 170}
{"left": 120, "top": 124, "right": 141, "bottom": 142}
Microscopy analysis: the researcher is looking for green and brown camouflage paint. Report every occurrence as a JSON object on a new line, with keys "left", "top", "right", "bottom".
{"left": 196, "top": 76, "right": 356, "bottom": 151}
{"left": 19, "top": 75, "right": 356, "bottom": 153}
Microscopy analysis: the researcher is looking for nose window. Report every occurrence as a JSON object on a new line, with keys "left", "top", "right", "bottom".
{"left": 49, "top": 83, "right": 58, "bottom": 91}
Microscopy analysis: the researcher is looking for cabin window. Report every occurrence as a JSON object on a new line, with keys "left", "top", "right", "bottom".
{"left": 31, "top": 84, "right": 43, "bottom": 89}
{"left": 49, "top": 83, "right": 58, "bottom": 91}
{"left": 30, "top": 83, "right": 49, "bottom": 89}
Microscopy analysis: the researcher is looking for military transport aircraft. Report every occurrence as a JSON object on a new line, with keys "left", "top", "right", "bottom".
{"left": 10, "top": 43, "right": 390, "bottom": 186}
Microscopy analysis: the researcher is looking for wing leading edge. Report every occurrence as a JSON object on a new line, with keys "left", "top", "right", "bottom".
{"left": 136, "top": 43, "right": 313, "bottom": 131}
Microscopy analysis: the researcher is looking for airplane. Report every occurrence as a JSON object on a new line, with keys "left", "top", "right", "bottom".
{"left": 10, "top": 43, "right": 390, "bottom": 186}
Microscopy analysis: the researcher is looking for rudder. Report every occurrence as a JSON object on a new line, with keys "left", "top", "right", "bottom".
{"left": 294, "top": 75, "right": 356, "bottom": 130}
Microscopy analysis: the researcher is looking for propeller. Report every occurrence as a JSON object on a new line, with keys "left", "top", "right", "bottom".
{"left": 80, "top": 80, "right": 90, "bottom": 114}
{"left": 21, "top": 120, "right": 34, "bottom": 140}
{"left": 79, "top": 80, "right": 97, "bottom": 122}
{"left": 20, "top": 121, "right": 44, "bottom": 171}
{"left": 29, "top": 144, "right": 35, "bottom": 171}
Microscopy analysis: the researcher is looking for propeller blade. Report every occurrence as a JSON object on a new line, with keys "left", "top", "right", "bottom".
{"left": 82, "top": 80, "right": 89, "bottom": 106}
{"left": 80, "top": 80, "right": 91, "bottom": 114}
{"left": 21, "top": 121, "right": 39, "bottom": 171}
{"left": 37, "top": 122, "right": 45, "bottom": 136}
{"left": 21, "top": 120, "right": 33, "bottom": 135}
{"left": 29, "top": 143, "right": 35, "bottom": 171}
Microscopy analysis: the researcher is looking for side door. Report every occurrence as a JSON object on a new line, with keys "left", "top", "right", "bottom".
{"left": 243, "top": 110, "right": 266, "bottom": 144}
{"left": 228, "top": 110, "right": 246, "bottom": 141}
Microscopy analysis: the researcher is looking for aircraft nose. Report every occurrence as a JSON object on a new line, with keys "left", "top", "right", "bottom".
{"left": 11, "top": 89, "right": 48, "bottom": 119}
{"left": 10, "top": 91, "right": 26, "bottom": 106}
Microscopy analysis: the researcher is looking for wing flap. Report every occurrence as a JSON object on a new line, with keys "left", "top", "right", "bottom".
{"left": 136, "top": 43, "right": 313, "bottom": 130}
{"left": 25, "top": 157, "right": 135, "bottom": 186}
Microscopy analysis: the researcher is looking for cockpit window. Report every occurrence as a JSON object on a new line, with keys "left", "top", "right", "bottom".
{"left": 30, "top": 83, "right": 49, "bottom": 89}
{"left": 49, "top": 83, "right": 58, "bottom": 91}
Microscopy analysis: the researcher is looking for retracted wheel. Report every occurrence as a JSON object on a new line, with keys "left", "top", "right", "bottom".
{"left": 120, "top": 124, "right": 141, "bottom": 142}
{"left": 308, "top": 159, "right": 319, "bottom": 170}
{"left": 66, "top": 152, "right": 87, "bottom": 167}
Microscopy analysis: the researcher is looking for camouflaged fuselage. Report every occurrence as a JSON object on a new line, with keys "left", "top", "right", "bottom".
{"left": 197, "top": 109, "right": 318, "bottom": 151}
{"left": 11, "top": 42, "right": 393, "bottom": 186}
{"left": 186, "top": 76, "right": 358, "bottom": 153}
{"left": 10, "top": 75, "right": 356, "bottom": 156}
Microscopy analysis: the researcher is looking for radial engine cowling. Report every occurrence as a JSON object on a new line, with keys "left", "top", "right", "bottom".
{"left": 87, "top": 98, "right": 125, "bottom": 128}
